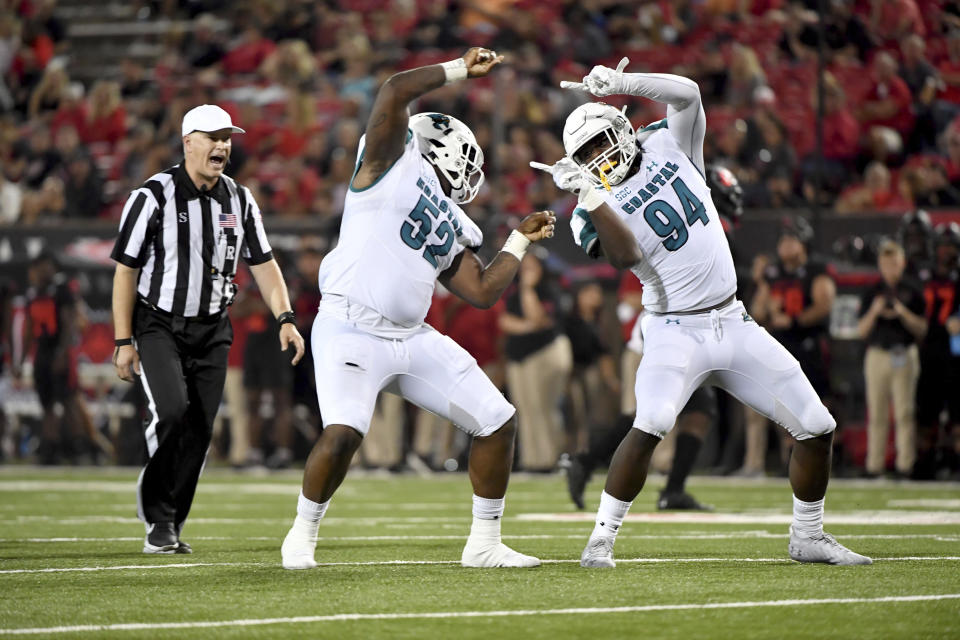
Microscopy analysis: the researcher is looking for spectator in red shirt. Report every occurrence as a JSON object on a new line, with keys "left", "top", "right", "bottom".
{"left": 9, "top": 19, "right": 53, "bottom": 89}
{"left": 221, "top": 25, "right": 276, "bottom": 76}
{"left": 275, "top": 91, "right": 322, "bottom": 158}
{"left": 858, "top": 51, "right": 915, "bottom": 162}
{"left": 79, "top": 80, "right": 126, "bottom": 148}
{"left": 822, "top": 78, "right": 861, "bottom": 163}
{"left": 800, "top": 71, "right": 861, "bottom": 198}
{"left": 869, "top": 0, "right": 925, "bottom": 45}
{"left": 835, "top": 161, "right": 912, "bottom": 213}
{"left": 934, "top": 31, "right": 960, "bottom": 142}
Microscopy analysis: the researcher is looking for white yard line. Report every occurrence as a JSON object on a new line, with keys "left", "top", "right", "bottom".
{"left": 6, "top": 509, "right": 960, "bottom": 527}
{"left": 1, "top": 594, "right": 958, "bottom": 635}
{"left": 2, "top": 556, "right": 959, "bottom": 575}
{"left": 0, "top": 516, "right": 470, "bottom": 525}
{"left": 517, "top": 511, "right": 960, "bottom": 525}
{"left": 2, "top": 533, "right": 958, "bottom": 544}
{"left": 887, "top": 499, "right": 960, "bottom": 509}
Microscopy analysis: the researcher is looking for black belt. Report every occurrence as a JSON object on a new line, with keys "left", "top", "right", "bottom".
{"left": 656, "top": 293, "right": 736, "bottom": 316}
{"left": 137, "top": 298, "right": 224, "bottom": 322}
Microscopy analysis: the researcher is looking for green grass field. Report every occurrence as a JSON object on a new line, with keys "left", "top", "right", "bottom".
{"left": 1, "top": 467, "right": 958, "bottom": 639}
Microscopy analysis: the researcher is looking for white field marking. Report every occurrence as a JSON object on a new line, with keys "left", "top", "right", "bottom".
{"left": 0, "top": 516, "right": 470, "bottom": 525}
{"left": 1, "top": 594, "right": 959, "bottom": 635}
{"left": 0, "top": 480, "right": 556, "bottom": 503}
{"left": 3, "top": 532, "right": 959, "bottom": 544}
{"left": 5, "top": 510, "right": 960, "bottom": 527}
{"left": 517, "top": 511, "right": 960, "bottom": 525}
{"left": 887, "top": 499, "right": 960, "bottom": 509}
{"left": 3, "top": 556, "right": 959, "bottom": 575}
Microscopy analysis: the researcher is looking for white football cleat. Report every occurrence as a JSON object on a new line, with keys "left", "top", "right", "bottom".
{"left": 580, "top": 536, "right": 616, "bottom": 568}
{"left": 461, "top": 539, "right": 540, "bottom": 568}
{"left": 281, "top": 520, "right": 318, "bottom": 570}
{"left": 788, "top": 528, "right": 873, "bottom": 565}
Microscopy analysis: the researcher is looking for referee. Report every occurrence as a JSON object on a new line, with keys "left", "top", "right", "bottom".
{"left": 111, "top": 104, "right": 305, "bottom": 554}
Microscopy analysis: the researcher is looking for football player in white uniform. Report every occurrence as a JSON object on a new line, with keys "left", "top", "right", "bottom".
{"left": 280, "top": 48, "right": 555, "bottom": 570}
{"left": 533, "top": 59, "right": 871, "bottom": 567}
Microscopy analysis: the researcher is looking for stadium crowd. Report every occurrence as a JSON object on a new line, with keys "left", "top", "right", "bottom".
{"left": 1, "top": 0, "right": 960, "bottom": 480}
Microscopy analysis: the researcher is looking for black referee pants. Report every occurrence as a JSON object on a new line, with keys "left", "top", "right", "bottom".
{"left": 133, "top": 303, "right": 232, "bottom": 530}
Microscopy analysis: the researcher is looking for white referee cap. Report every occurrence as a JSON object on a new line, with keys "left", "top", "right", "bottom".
{"left": 181, "top": 104, "right": 245, "bottom": 137}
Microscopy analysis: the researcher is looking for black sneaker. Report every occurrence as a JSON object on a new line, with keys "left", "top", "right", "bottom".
{"left": 175, "top": 540, "right": 192, "bottom": 554}
{"left": 143, "top": 522, "right": 179, "bottom": 554}
{"left": 566, "top": 457, "right": 591, "bottom": 510}
{"left": 657, "top": 490, "right": 713, "bottom": 511}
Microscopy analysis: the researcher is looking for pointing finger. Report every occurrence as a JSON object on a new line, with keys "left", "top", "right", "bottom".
{"left": 529, "top": 161, "right": 553, "bottom": 173}
{"left": 560, "top": 80, "right": 587, "bottom": 91}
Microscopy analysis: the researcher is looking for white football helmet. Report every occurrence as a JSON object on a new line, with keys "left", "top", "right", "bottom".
{"left": 409, "top": 112, "right": 484, "bottom": 204}
{"left": 562, "top": 102, "right": 637, "bottom": 189}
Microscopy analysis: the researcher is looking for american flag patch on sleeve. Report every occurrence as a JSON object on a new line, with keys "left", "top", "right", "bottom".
{"left": 219, "top": 212, "right": 237, "bottom": 227}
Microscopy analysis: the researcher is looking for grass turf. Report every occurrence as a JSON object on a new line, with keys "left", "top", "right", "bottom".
{"left": 0, "top": 467, "right": 958, "bottom": 639}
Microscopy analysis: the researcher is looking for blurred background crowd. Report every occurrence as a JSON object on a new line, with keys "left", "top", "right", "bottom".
{"left": 1, "top": 0, "right": 959, "bottom": 481}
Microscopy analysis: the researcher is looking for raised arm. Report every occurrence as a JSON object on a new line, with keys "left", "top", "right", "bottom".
{"left": 352, "top": 47, "right": 503, "bottom": 190}
{"left": 620, "top": 73, "right": 705, "bottom": 173}
{"left": 562, "top": 59, "right": 706, "bottom": 174}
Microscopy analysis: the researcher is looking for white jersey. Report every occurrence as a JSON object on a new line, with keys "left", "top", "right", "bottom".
{"left": 318, "top": 131, "right": 476, "bottom": 332}
{"left": 595, "top": 126, "right": 737, "bottom": 313}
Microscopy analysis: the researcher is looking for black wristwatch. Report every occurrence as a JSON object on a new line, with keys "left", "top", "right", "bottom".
{"left": 277, "top": 311, "right": 296, "bottom": 329}
{"left": 115, "top": 338, "right": 133, "bottom": 347}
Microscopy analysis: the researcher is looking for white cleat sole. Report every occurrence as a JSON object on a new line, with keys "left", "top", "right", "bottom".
{"left": 282, "top": 556, "right": 318, "bottom": 570}
{"left": 580, "top": 556, "right": 616, "bottom": 568}
{"left": 142, "top": 543, "right": 178, "bottom": 554}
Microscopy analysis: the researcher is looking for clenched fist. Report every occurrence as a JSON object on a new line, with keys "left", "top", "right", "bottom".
{"left": 518, "top": 211, "right": 557, "bottom": 242}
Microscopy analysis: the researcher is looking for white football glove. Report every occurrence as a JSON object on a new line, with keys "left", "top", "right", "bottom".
{"left": 529, "top": 157, "right": 583, "bottom": 193}
{"left": 560, "top": 57, "right": 630, "bottom": 97}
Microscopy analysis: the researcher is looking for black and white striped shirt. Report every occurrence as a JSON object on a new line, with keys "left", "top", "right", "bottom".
{"left": 111, "top": 163, "right": 272, "bottom": 317}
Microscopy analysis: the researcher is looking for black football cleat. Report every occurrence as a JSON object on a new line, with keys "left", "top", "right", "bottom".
{"left": 657, "top": 490, "right": 713, "bottom": 511}
{"left": 175, "top": 540, "right": 192, "bottom": 554}
{"left": 566, "top": 457, "right": 590, "bottom": 510}
{"left": 143, "top": 522, "right": 179, "bottom": 554}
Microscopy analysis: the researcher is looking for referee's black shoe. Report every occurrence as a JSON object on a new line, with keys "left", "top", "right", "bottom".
{"left": 657, "top": 490, "right": 713, "bottom": 511}
{"left": 143, "top": 522, "right": 180, "bottom": 554}
{"left": 175, "top": 540, "right": 193, "bottom": 554}
{"left": 565, "top": 456, "right": 591, "bottom": 510}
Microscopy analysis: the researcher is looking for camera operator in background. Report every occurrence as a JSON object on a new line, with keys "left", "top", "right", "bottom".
{"left": 858, "top": 238, "right": 928, "bottom": 478}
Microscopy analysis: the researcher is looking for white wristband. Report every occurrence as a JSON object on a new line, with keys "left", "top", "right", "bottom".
{"left": 440, "top": 58, "right": 468, "bottom": 85}
{"left": 578, "top": 186, "right": 606, "bottom": 211}
{"left": 501, "top": 230, "right": 531, "bottom": 260}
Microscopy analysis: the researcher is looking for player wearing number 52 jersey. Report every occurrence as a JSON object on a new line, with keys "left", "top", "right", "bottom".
{"left": 533, "top": 59, "right": 871, "bottom": 567}
{"left": 281, "top": 47, "right": 555, "bottom": 570}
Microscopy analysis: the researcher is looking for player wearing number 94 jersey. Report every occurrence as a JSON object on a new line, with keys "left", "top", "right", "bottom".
{"left": 281, "top": 47, "right": 556, "bottom": 571}
{"left": 533, "top": 59, "right": 871, "bottom": 568}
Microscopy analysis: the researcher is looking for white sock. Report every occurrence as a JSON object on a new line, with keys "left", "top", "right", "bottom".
{"left": 472, "top": 495, "right": 505, "bottom": 520}
{"left": 297, "top": 491, "right": 330, "bottom": 523}
{"left": 792, "top": 495, "right": 824, "bottom": 538}
{"left": 591, "top": 491, "right": 632, "bottom": 539}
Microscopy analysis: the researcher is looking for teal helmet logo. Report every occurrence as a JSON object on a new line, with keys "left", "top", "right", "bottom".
{"left": 427, "top": 113, "right": 451, "bottom": 132}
